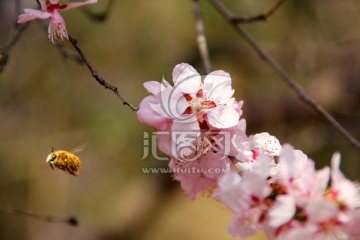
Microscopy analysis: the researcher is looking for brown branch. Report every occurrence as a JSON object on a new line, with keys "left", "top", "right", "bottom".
{"left": 0, "top": 203, "right": 78, "bottom": 226}
{"left": 68, "top": 36, "right": 138, "bottom": 111}
{"left": 209, "top": 0, "right": 360, "bottom": 150}
{"left": 231, "top": 0, "right": 288, "bottom": 24}
{"left": 81, "top": 0, "right": 114, "bottom": 22}
{"left": 37, "top": 21, "right": 84, "bottom": 64}
{"left": 192, "top": 0, "right": 212, "bottom": 74}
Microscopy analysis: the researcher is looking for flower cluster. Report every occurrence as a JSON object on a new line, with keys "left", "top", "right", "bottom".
{"left": 138, "top": 63, "right": 360, "bottom": 239}
{"left": 18, "top": 0, "right": 97, "bottom": 44}
{"left": 216, "top": 145, "right": 360, "bottom": 239}
{"left": 138, "top": 63, "right": 247, "bottom": 199}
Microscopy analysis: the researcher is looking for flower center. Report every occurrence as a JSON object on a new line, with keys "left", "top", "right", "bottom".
{"left": 46, "top": 2, "right": 67, "bottom": 12}
{"left": 183, "top": 89, "right": 216, "bottom": 115}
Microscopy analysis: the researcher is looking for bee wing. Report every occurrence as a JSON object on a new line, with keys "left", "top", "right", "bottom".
{"left": 70, "top": 142, "right": 88, "bottom": 153}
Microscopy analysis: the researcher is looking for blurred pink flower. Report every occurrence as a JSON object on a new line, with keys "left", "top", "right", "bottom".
{"left": 216, "top": 144, "right": 360, "bottom": 240}
{"left": 18, "top": 0, "right": 97, "bottom": 44}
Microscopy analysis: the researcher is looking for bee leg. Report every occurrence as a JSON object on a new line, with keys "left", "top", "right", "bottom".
{"left": 49, "top": 163, "right": 54, "bottom": 171}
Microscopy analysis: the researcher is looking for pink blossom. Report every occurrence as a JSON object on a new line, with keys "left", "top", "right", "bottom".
{"left": 328, "top": 152, "right": 360, "bottom": 209}
{"left": 137, "top": 63, "right": 243, "bottom": 164}
{"left": 231, "top": 131, "right": 281, "bottom": 177}
{"left": 217, "top": 144, "right": 360, "bottom": 240}
{"left": 216, "top": 170, "right": 272, "bottom": 237}
{"left": 18, "top": 0, "right": 97, "bottom": 44}
{"left": 138, "top": 63, "right": 241, "bottom": 133}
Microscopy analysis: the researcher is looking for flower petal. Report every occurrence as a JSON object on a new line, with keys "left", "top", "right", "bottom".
{"left": 268, "top": 195, "right": 296, "bottom": 228}
{"left": 143, "top": 81, "right": 162, "bottom": 95}
{"left": 18, "top": 9, "right": 51, "bottom": 23}
{"left": 172, "top": 63, "right": 201, "bottom": 94}
{"left": 203, "top": 70, "right": 234, "bottom": 103}
{"left": 137, "top": 95, "right": 171, "bottom": 130}
{"left": 63, "top": 0, "right": 98, "bottom": 11}
{"left": 207, "top": 105, "right": 240, "bottom": 129}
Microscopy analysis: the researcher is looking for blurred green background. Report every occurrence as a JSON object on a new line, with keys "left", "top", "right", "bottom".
{"left": 0, "top": 0, "right": 359, "bottom": 239}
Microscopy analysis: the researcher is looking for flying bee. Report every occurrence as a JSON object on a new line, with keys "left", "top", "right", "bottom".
{"left": 46, "top": 145, "right": 85, "bottom": 176}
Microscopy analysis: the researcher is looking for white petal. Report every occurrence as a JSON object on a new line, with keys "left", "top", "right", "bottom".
{"left": 203, "top": 70, "right": 233, "bottom": 103}
{"left": 268, "top": 195, "right": 296, "bottom": 228}
{"left": 172, "top": 63, "right": 201, "bottom": 93}
{"left": 143, "top": 81, "right": 162, "bottom": 95}
{"left": 207, "top": 106, "right": 240, "bottom": 129}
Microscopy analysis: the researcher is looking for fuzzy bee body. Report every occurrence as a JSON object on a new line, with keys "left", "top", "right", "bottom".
{"left": 46, "top": 149, "right": 81, "bottom": 176}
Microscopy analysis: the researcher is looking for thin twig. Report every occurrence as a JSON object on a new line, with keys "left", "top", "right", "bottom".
{"left": 231, "top": 0, "right": 288, "bottom": 24}
{"left": 81, "top": 0, "right": 114, "bottom": 22}
{"left": 37, "top": 21, "right": 84, "bottom": 64}
{"left": 209, "top": 0, "right": 360, "bottom": 150}
{"left": 68, "top": 36, "right": 138, "bottom": 111}
{"left": 193, "top": 0, "right": 212, "bottom": 74}
{"left": 0, "top": 203, "right": 78, "bottom": 226}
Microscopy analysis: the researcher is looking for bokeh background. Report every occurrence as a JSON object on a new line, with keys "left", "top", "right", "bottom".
{"left": 0, "top": 0, "right": 359, "bottom": 239}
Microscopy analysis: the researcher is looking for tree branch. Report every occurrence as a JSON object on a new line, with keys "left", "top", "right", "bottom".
{"left": 68, "top": 36, "right": 138, "bottom": 111}
{"left": 209, "top": 0, "right": 360, "bottom": 150}
{"left": 192, "top": 0, "right": 212, "bottom": 74}
{"left": 0, "top": 203, "right": 78, "bottom": 226}
{"left": 231, "top": 0, "right": 288, "bottom": 24}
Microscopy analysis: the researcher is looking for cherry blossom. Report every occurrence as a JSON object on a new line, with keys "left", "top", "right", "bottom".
{"left": 137, "top": 63, "right": 241, "bottom": 132}
{"left": 231, "top": 131, "right": 281, "bottom": 177}
{"left": 18, "top": 0, "right": 98, "bottom": 44}
{"left": 216, "top": 144, "right": 360, "bottom": 240}
{"left": 138, "top": 63, "right": 243, "bottom": 163}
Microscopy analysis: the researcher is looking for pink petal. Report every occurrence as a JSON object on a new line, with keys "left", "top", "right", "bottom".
{"left": 241, "top": 171, "right": 272, "bottom": 200}
{"left": 331, "top": 153, "right": 359, "bottom": 208}
{"left": 50, "top": 11, "right": 65, "bottom": 25}
{"left": 49, "top": 0, "right": 60, "bottom": 4}
{"left": 217, "top": 172, "right": 244, "bottom": 212}
{"left": 170, "top": 159, "right": 215, "bottom": 200}
{"left": 252, "top": 132, "right": 282, "bottom": 156}
{"left": 268, "top": 195, "right": 296, "bottom": 228}
{"left": 137, "top": 95, "right": 171, "bottom": 130}
{"left": 228, "top": 212, "right": 261, "bottom": 238}
{"left": 346, "top": 209, "right": 360, "bottom": 239}
{"left": 157, "top": 85, "right": 188, "bottom": 119}
{"left": 18, "top": 9, "right": 51, "bottom": 23}
{"left": 143, "top": 81, "right": 162, "bottom": 95}
{"left": 156, "top": 131, "right": 172, "bottom": 157}
{"left": 62, "top": 0, "right": 98, "bottom": 11}
{"left": 199, "top": 152, "right": 230, "bottom": 179}
{"left": 172, "top": 63, "right": 201, "bottom": 94}
{"left": 207, "top": 105, "right": 240, "bottom": 129}
{"left": 171, "top": 116, "right": 200, "bottom": 132}
{"left": 38, "top": 0, "right": 48, "bottom": 11}
{"left": 203, "top": 70, "right": 234, "bottom": 103}
{"left": 306, "top": 200, "right": 338, "bottom": 223}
